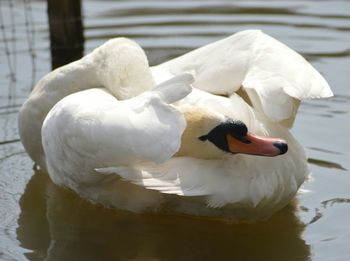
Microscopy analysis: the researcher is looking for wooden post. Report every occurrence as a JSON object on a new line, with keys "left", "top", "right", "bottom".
{"left": 47, "top": 0, "right": 84, "bottom": 69}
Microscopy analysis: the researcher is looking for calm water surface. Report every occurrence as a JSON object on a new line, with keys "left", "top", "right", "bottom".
{"left": 0, "top": 0, "right": 350, "bottom": 260}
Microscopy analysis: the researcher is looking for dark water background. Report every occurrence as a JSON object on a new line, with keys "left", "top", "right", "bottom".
{"left": 0, "top": 0, "right": 349, "bottom": 260}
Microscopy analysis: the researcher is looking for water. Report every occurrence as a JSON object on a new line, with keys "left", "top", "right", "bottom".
{"left": 1, "top": 0, "right": 350, "bottom": 260}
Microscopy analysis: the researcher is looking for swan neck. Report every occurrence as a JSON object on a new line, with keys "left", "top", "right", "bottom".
{"left": 18, "top": 57, "right": 99, "bottom": 168}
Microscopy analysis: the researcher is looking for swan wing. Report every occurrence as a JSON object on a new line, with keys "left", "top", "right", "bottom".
{"left": 96, "top": 150, "right": 304, "bottom": 209}
{"left": 42, "top": 74, "right": 194, "bottom": 184}
{"left": 151, "top": 30, "right": 333, "bottom": 128}
{"left": 103, "top": 73, "right": 193, "bottom": 164}
{"left": 241, "top": 31, "right": 332, "bottom": 126}
{"left": 96, "top": 158, "right": 219, "bottom": 197}
{"left": 152, "top": 73, "right": 194, "bottom": 103}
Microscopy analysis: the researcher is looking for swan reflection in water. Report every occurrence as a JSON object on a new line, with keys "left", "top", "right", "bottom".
{"left": 17, "top": 170, "right": 310, "bottom": 261}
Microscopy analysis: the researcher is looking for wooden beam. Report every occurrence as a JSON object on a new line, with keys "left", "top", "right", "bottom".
{"left": 47, "top": 0, "right": 84, "bottom": 69}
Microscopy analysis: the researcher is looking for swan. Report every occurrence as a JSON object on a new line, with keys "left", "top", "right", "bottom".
{"left": 18, "top": 30, "right": 333, "bottom": 219}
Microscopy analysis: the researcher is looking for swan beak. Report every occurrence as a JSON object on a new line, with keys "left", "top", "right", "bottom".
{"left": 226, "top": 133, "right": 288, "bottom": 157}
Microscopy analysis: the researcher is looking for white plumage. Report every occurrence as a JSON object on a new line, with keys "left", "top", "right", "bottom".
{"left": 19, "top": 30, "right": 332, "bottom": 219}
{"left": 42, "top": 74, "right": 192, "bottom": 185}
{"left": 151, "top": 30, "right": 332, "bottom": 126}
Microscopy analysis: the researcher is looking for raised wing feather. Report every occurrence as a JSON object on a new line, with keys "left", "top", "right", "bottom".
{"left": 151, "top": 30, "right": 333, "bottom": 128}
{"left": 152, "top": 73, "right": 194, "bottom": 104}
{"left": 242, "top": 31, "right": 332, "bottom": 125}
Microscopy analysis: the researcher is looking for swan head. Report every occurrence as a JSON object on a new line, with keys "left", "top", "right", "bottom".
{"left": 91, "top": 38, "right": 155, "bottom": 100}
{"left": 176, "top": 106, "right": 288, "bottom": 159}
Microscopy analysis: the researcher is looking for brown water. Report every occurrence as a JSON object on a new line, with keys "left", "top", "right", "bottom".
{"left": 1, "top": 0, "right": 350, "bottom": 260}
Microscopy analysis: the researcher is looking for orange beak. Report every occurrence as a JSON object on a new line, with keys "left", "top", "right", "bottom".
{"left": 226, "top": 133, "right": 288, "bottom": 157}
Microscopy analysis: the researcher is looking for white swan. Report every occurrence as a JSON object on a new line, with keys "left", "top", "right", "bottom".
{"left": 18, "top": 30, "right": 332, "bottom": 219}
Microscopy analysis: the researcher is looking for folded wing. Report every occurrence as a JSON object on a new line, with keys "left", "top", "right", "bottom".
{"left": 42, "top": 73, "right": 194, "bottom": 182}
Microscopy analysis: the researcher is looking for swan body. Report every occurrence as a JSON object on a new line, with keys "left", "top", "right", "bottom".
{"left": 19, "top": 38, "right": 154, "bottom": 169}
{"left": 19, "top": 30, "right": 333, "bottom": 219}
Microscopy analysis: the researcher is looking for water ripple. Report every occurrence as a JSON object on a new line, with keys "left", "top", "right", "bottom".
{"left": 307, "top": 158, "right": 347, "bottom": 171}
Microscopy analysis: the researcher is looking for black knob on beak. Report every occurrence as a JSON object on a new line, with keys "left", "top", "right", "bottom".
{"left": 273, "top": 141, "right": 288, "bottom": 155}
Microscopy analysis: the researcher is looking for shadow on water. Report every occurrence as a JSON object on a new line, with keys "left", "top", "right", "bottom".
{"left": 17, "top": 170, "right": 310, "bottom": 261}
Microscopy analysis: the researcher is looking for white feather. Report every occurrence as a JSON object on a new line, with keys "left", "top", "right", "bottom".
{"left": 95, "top": 95, "right": 308, "bottom": 210}
{"left": 42, "top": 74, "right": 193, "bottom": 187}
{"left": 151, "top": 30, "right": 333, "bottom": 127}
{"left": 18, "top": 31, "right": 332, "bottom": 219}
{"left": 152, "top": 73, "right": 194, "bottom": 104}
